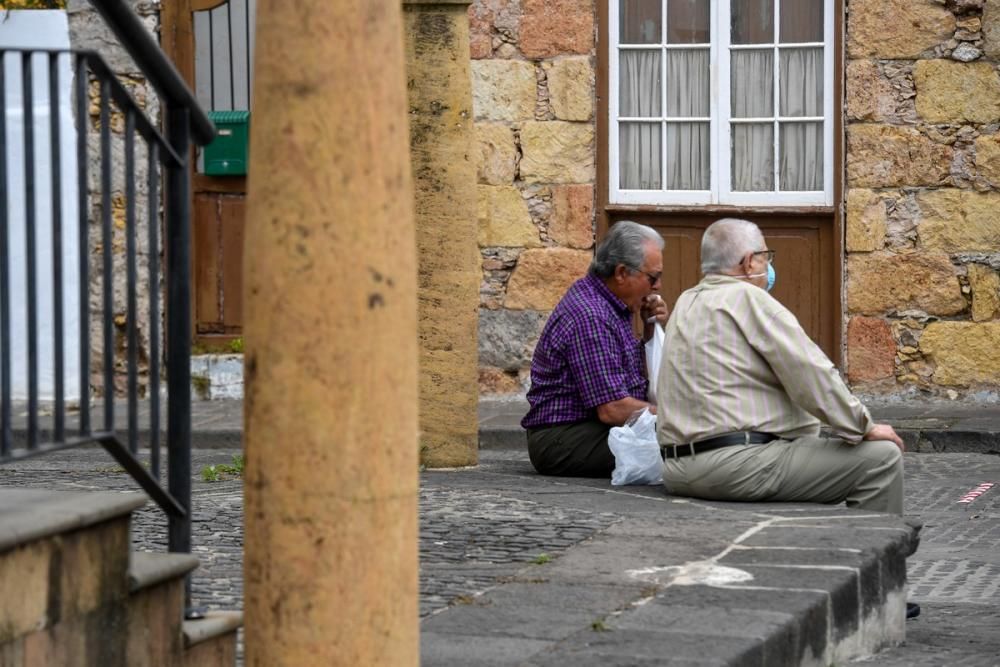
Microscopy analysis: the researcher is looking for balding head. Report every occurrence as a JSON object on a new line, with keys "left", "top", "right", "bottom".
{"left": 700, "top": 218, "right": 765, "bottom": 275}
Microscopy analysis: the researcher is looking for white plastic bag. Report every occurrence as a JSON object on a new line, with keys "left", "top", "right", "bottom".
{"left": 608, "top": 408, "right": 662, "bottom": 486}
{"left": 645, "top": 323, "right": 665, "bottom": 402}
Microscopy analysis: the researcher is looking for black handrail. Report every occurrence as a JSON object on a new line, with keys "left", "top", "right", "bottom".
{"left": 88, "top": 0, "right": 216, "bottom": 145}
{"left": 1, "top": 1, "right": 214, "bottom": 615}
{"left": 0, "top": 46, "right": 196, "bottom": 516}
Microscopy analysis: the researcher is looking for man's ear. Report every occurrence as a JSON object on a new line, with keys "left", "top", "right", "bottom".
{"left": 740, "top": 252, "right": 754, "bottom": 276}
{"left": 613, "top": 264, "right": 629, "bottom": 283}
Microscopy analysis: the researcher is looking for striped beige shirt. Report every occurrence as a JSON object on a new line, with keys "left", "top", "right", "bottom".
{"left": 655, "top": 274, "right": 873, "bottom": 446}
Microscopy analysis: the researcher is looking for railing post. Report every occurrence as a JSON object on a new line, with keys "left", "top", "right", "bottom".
{"left": 165, "top": 105, "right": 192, "bottom": 585}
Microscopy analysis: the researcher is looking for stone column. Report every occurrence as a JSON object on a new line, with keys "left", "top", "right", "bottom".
{"left": 404, "top": 0, "right": 480, "bottom": 467}
{"left": 242, "top": 1, "right": 418, "bottom": 665}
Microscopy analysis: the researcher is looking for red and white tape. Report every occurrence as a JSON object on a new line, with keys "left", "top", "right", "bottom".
{"left": 957, "top": 482, "right": 996, "bottom": 505}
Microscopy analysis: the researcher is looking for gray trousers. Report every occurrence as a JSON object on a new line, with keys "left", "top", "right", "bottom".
{"left": 662, "top": 435, "right": 904, "bottom": 515}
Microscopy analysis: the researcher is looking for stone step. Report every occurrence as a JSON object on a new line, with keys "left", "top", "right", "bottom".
{"left": 125, "top": 551, "right": 203, "bottom": 667}
{"left": 422, "top": 507, "right": 920, "bottom": 666}
{"left": 183, "top": 611, "right": 242, "bottom": 667}
{"left": 0, "top": 489, "right": 142, "bottom": 653}
{"left": 126, "top": 556, "right": 187, "bottom": 667}
{"left": 129, "top": 551, "right": 201, "bottom": 594}
{"left": 0, "top": 490, "right": 143, "bottom": 664}
{"left": 0, "top": 488, "right": 145, "bottom": 554}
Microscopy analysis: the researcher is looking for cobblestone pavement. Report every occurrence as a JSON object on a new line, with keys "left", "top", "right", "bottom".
{"left": 856, "top": 453, "right": 1000, "bottom": 666}
{"left": 2, "top": 448, "right": 999, "bottom": 664}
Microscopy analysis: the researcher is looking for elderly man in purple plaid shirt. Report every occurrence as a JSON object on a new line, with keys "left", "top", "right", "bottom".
{"left": 522, "top": 221, "right": 668, "bottom": 477}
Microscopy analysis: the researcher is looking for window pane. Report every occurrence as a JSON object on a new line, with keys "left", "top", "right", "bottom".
{"left": 780, "top": 122, "right": 822, "bottom": 190}
{"left": 780, "top": 48, "right": 822, "bottom": 117}
{"left": 620, "top": 0, "right": 661, "bottom": 44}
{"left": 667, "top": 0, "right": 709, "bottom": 44}
{"left": 619, "top": 50, "right": 662, "bottom": 117}
{"left": 732, "top": 123, "right": 774, "bottom": 191}
{"left": 780, "top": 0, "right": 823, "bottom": 42}
{"left": 666, "top": 122, "right": 709, "bottom": 189}
{"left": 665, "top": 49, "right": 709, "bottom": 116}
{"left": 620, "top": 123, "right": 662, "bottom": 189}
{"left": 731, "top": 50, "right": 773, "bottom": 118}
{"left": 731, "top": 0, "right": 773, "bottom": 44}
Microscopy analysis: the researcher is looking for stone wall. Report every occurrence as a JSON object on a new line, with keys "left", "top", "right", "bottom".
{"left": 845, "top": 0, "right": 1000, "bottom": 398}
{"left": 473, "top": 0, "right": 1000, "bottom": 400}
{"left": 68, "top": 0, "right": 161, "bottom": 397}
{"left": 470, "top": 0, "right": 596, "bottom": 393}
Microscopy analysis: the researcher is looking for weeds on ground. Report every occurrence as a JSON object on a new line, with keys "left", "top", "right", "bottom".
{"left": 531, "top": 553, "right": 552, "bottom": 565}
{"left": 201, "top": 454, "right": 245, "bottom": 482}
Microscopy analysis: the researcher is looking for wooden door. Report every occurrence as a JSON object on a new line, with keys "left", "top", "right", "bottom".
{"left": 608, "top": 210, "right": 841, "bottom": 364}
{"left": 162, "top": 0, "right": 254, "bottom": 349}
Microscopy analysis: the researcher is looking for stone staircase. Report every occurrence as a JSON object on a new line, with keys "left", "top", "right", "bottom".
{"left": 0, "top": 488, "right": 240, "bottom": 666}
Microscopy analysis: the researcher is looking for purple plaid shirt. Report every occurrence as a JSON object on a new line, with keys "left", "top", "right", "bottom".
{"left": 522, "top": 273, "right": 647, "bottom": 428}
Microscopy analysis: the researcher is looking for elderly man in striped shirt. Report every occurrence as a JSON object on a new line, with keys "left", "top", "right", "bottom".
{"left": 522, "top": 220, "right": 669, "bottom": 477}
{"left": 656, "top": 218, "right": 906, "bottom": 515}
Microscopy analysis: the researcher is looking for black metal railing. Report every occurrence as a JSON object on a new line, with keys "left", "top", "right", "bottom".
{"left": 0, "top": 0, "right": 214, "bottom": 608}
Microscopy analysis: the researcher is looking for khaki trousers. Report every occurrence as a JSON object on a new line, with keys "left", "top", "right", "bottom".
{"left": 662, "top": 435, "right": 904, "bottom": 515}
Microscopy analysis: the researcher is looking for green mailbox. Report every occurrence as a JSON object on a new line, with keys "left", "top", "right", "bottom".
{"left": 203, "top": 110, "right": 250, "bottom": 176}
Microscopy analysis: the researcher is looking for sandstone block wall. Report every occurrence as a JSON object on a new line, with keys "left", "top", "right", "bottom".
{"left": 470, "top": 0, "right": 596, "bottom": 393}
{"left": 846, "top": 0, "right": 1000, "bottom": 396}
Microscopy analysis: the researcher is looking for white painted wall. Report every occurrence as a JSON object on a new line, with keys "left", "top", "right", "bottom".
{"left": 0, "top": 10, "right": 82, "bottom": 401}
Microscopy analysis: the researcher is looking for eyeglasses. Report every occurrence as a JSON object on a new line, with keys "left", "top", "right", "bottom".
{"left": 752, "top": 250, "right": 775, "bottom": 263}
{"left": 633, "top": 268, "right": 662, "bottom": 286}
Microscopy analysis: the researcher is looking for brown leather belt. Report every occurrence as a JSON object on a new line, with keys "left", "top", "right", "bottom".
{"left": 661, "top": 431, "right": 778, "bottom": 459}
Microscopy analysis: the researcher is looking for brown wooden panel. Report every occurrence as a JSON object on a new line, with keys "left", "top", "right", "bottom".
{"left": 608, "top": 211, "right": 838, "bottom": 362}
{"left": 767, "top": 227, "right": 820, "bottom": 335}
{"left": 191, "top": 0, "right": 228, "bottom": 10}
{"left": 194, "top": 173, "right": 248, "bottom": 194}
{"left": 657, "top": 224, "right": 702, "bottom": 309}
{"left": 194, "top": 194, "right": 221, "bottom": 331}
{"left": 164, "top": 0, "right": 250, "bottom": 343}
{"left": 220, "top": 196, "right": 245, "bottom": 328}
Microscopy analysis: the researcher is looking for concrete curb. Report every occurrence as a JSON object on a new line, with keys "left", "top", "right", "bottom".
{"left": 420, "top": 470, "right": 921, "bottom": 666}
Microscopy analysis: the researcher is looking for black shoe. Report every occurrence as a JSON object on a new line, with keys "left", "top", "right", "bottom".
{"left": 906, "top": 602, "right": 921, "bottom": 619}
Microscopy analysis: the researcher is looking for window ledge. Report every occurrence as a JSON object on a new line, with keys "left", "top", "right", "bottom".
{"left": 604, "top": 202, "right": 836, "bottom": 216}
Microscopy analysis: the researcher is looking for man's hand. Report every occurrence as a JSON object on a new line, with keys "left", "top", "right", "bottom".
{"left": 864, "top": 423, "right": 905, "bottom": 452}
{"left": 639, "top": 294, "right": 670, "bottom": 340}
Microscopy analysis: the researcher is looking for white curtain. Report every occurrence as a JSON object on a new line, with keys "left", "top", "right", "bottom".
{"left": 780, "top": 123, "right": 822, "bottom": 190}
{"left": 665, "top": 50, "right": 709, "bottom": 190}
{"left": 779, "top": 48, "right": 822, "bottom": 116}
{"left": 731, "top": 50, "right": 773, "bottom": 191}
{"left": 620, "top": 50, "right": 661, "bottom": 188}
{"left": 779, "top": 48, "right": 822, "bottom": 190}
{"left": 620, "top": 48, "right": 711, "bottom": 190}
{"left": 620, "top": 124, "right": 661, "bottom": 189}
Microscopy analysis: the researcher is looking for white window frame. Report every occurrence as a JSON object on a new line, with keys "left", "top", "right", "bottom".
{"left": 609, "top": 0, "right": 834, "bottom": 207}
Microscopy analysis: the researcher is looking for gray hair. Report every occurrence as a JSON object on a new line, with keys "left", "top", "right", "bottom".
{"left": 589, "top": 220, "right": 665, "bottom": 279}
{"left": 700, "top": 218, "right": 765, "bottom": 274}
